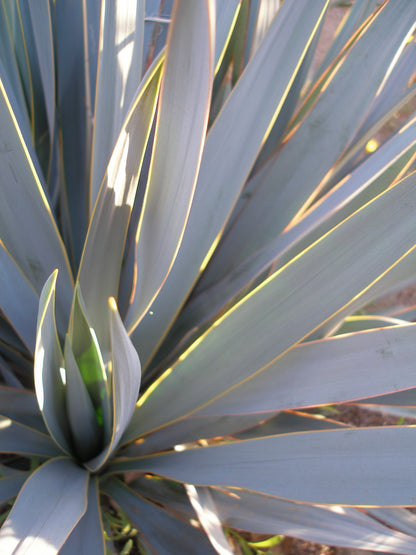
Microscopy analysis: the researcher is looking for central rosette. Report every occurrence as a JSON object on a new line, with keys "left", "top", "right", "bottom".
{"left": 35, "top": 271, "right": 141, "bottom": 470}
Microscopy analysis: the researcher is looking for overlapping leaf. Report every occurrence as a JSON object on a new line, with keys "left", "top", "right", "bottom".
{"left": 203, "top": 1, "right": 416, "bottom": 288}
{"left": 89, "top": 0, "right": 145, "bottom": 209}
{"left": 78, "top": 55, "right": 163, "bottom": 352}
{"left": 130, "top": 0, "right": 329, "bottom": 364}
{"left": 125, "top": 173, "right": 416, "bottom": 439}
{"left": 34, "top": 271, "right": 71, "bottom": 454}
{"left": 113, "top": 426, "right": 416, "bottom": 507}
{"left": 0, "top": 458, "right": 89, "bottom": 554}
{"left": 126, "top": 0, "right": 215, "bottom": 330}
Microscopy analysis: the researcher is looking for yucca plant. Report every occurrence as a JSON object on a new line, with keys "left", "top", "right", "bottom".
{"left": 2, "top": 0, "right": 416, "bottom": 553}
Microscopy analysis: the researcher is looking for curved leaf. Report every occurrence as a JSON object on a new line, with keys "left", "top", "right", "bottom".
{"left": 60, "top": 477, "right": 105, "bottom": 555}
{"left": 233, "top": 411, "right": 346, "bottom": 441}
{"left": 126, "top": 0, "right": 215, "bottom": 330}
{"left": 102, "top": 478, "right": 216, "bottom": 554}
{"left": 215, "top": 1, "right": 241, "bottom": 72}
{"left": 205, "top": 1, "right": 416, "bottom": 287}
{"left": 175, "top": 116, "right": 416, "bottom": 341}
{"left": 368, "top": 508, "right": 416, "bottom": 539}
{"left": 68, "top": 285, "right": 110, "bottom": 437}
{"left": 78, "top": 55, "right": 163, "bottom": 352}
{"left": 0, "top": 471, "right": 30, "bottom": 507}
{"left": 0, "top": 72, "right": 73, "bottom": 325}
{"left": 86, "top": 298, "right": 140, "bottom": 471}
{"left": 211, "top": 488, "right": 416, "bottom": 554}
{"left": 64, "top": 337, "right": 103, "bottom": 462}
{"left": 111, "top": 426, "right": 416, "bottom": 507}
{"left": 198, "top": 323, "right": 416, "bottom": 416}
{"left": 54, "top": 1, "right": 101, "bottom": 263}
{"left": 186, "top": 485, "right": 233, "bottom": 555}
{"left": 0, "top": 241, "right": 38, "bottom": 353}
{"left": 122, "top": 412, "right": 271, "bottom": 456}
{"left": 0, "top": 386, "right": 44, "bottom": 431}
{"left": 126, "top": 174, "right": 416, "bottom": 439}
{"left": 34, "top": 271, "right": 72, "bottom": 454}
{"left": 0, "top": 416, "right": 62, "bottom": 458}
{"left": 129, "top": 474, "right": 416, "bottom": 553}
{"left": 129, "top": 0, "right": 329, "bottom": 363}
{"left": 90, "top": 0, "right": 145, "bottom": 208}
{"left": 0, "top": 458, "right": 89, "bottom": 554}
{"left": 0, "top": 4, "right": 29, "bottom": 131}
{"left": 27, "top": 0, "right": 55, "bottom": 144}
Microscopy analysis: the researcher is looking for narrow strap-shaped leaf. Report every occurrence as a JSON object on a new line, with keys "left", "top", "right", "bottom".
{"left": 0, "top": 241, "right": 38, "bottom": 353}
{"left": 89, "top": 0, "right": 145, "bottom": 209}
{"left": 0, "top": 314, "right": 26, "bottom": 354}
{"left": 111, "top": 426, "right": 416, "bottom": 506}
{"left": 142, "top": 0, "right": 171, "bottom": 70}
{"left": 0, "top": 416, "right": 62, "bottom": 458}
{"left": 233, "top": 411, "right": 346, "bottom": 441}
{"left": 186, "top": 484, "right": 233, "bottom": 555}
{"left": 368, "top": 508, "right": 416, "bottom": 538}
{"left": 345, "top": 39, "right": 416, "bottom": 161}
{"left": 0, "top": 458, "right": 89, "bottom": 554}
{"left": 68, "top": 285, "right": 109, "bottom": 435}
{"left": 198, "top": 323, "right": 416, "bottom": 416}
{"left": 214, "top": 1, "right": 241, "bottom": 72}
{"left": 206, "top": 1, "right": 416, "bottom": 285}
{"left": 0, "top": 356, "right": 23, "bottom": 389}
{"left": 11, "top": 0, "right": 49, "bottom": 174}
{"left": 86, "top": 298, "right": 140, "bottom": 471}
{"left": 122, "top": 412, "right": 271, "bottom": 456}
{"left": 0, "top": 339, "right": 32, "bottom": 382}
{"left": 102, "top": 478, "right": 217, "bottom": 554}
{"left": 64, "top": 337, "right": 103, "bottom": 462}
{"left": 0, "top": 471, "right": 30, "bottom": 506}
{"left": 54, "top": 1, "right": 101, "bottom": 263}
{"left": 177, "top": 114, "right": 416, "bottom": 339}
{"left": 0, "top": 72, "right": 73, "bottom": 324}
{"left": 129, "top": 0, "right": 329, "bottom": 364}
{"left": 334, "top": 314, "right": 405, "bottom": 334}
{"left": 211, "top": 488, "right": 416, "bottom": 554}
{"left": 127, "top": 474, "right": 416, "bottom": 553}
{"left": 26, "top": 0, "right": 60, "bottom": 199}
{"left": 125, "top": 172, "right": 416, "bottom": 439}
{"left": 60, "top": 477, "right": 105, "bottom": 555}
{"left": 0, "top": 385, "right": 45, "bottom": 432}
{"left": 360, "top": 387, "right": 416, "bottom": 409}
{"left": 312, "top": 248, "right": 416, "bottom": 340}
{"left": 34, "top": 271, "right": 72, "bottom": 454}
{"left": 315, "top": 0, "right": 379, "bottom": 78}
{"left": 126, "top": 0, "right": 215, "bottom": 331}
{"left": 27, "top": 0, "right": 55, "bottom": 146}
{"left": 246, "top": 0, "right": 281, "bottom": 59}
{"left": 0, "top": 4, "right": 31, "bottom": 137}
{"left": 77, "top": 56, "right": 163, "bottom": 352}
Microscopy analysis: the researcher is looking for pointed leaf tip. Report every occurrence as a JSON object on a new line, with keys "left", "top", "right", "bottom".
{"left": 108, "top": 297, "right": 117, "bottom": 311}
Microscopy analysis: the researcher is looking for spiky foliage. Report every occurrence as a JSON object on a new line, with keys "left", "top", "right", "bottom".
{"left": 1, "top": 1, "right": 416, "bottom": 553}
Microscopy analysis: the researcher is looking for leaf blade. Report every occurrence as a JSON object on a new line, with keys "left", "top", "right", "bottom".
{"left": 60, "top": 477, "right": 105, "bottom": 555}
{"left": 199, "top": 323, "right": 416, "bottom": 416}
{"left": 126, "top": 174, "right": 416, "bottom": 439}
{"left": 112, "top": 427, "right": 416, "bottom": 507}
{"left": 0, "top": 458, "right": 89, "bottom": 554}
{"left": 127, "top": 0, "right": 215, "bottom": 330}
{"left": 129, "top": 0, "right": 329, "bottom": 364}
{"left": 207, "top": 1, "right": 416, "bottom": 284}
{"left": 78, "top": 56, "right": 163, "bottom": 352}
{"left": 86, "top": 298, "right": 140, "bottom": 471}
{"left": 90, "top": 0, "right": 145, "bottom": 208}
{"left": 34, "top": 271, "right": 72, "bottom": 454}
